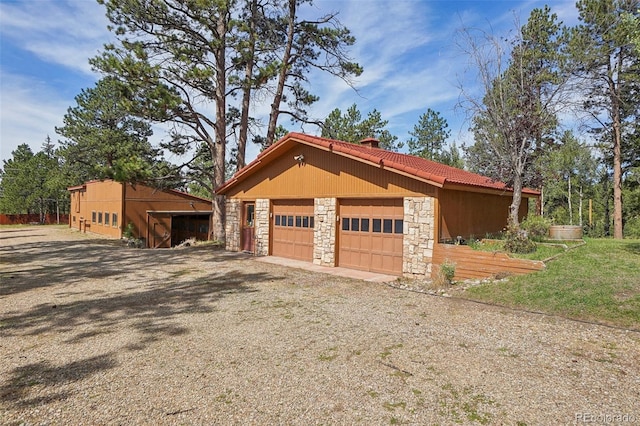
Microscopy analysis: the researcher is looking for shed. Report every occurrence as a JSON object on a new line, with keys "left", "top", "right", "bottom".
{"left": 216, "top": 133, "right": 539, "bottom": 278}
{"left": 68, "top": 179, "right": 212, "bottom": 248}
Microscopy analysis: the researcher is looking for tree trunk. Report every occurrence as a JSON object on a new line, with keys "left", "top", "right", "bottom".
{"left": 265, "top": 0, "right": 296, "bottom": 147}
{"left": 237, "top": 0, "right": 257, "bottom": 170}
{"left": 609, "top": 58, "right": 624, "bottom": 239}
{"left": 212, "top": 9, "right": 228, "bottom": 242}
{"left": 612, "top": 116, "right": 623, "bottom": 238}
{"left": 568, "top": 174, "right": 573, "bottom": 225}
{"left": 509, "top": 170, "right": 524, "bottom": 228}
{"left": 579, "top": 185, "right": 583, "bottom": 228}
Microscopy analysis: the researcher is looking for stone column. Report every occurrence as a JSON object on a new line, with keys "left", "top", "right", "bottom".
{"left": 403, "top": 197, "right": 435, "bottom": 278}
{"left": 254, "top": 199, "right": 270, "bottom": 256}
{"left": 225, "top": 198, "right": 242, "bottom": 252}
{"left": 313, "top": 198, "right": 336, "bottom": 266}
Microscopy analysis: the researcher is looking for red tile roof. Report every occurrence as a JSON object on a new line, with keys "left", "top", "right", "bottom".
{"left": 216, "top": 132, "right": 540, "bottom": 196}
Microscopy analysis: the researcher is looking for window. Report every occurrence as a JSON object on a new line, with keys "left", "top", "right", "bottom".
{"left": 383, "top": 219, "right": 393, "bottom": 233}
{"left": 342, "top": 217, "right": 349, "bottom": 231}
{"left": 275, "top": 215, "right": 281, "bottom": 226}
{"left": 310, "top": 217, "right": 314, "bottom": 228}
{"left": 302, "top": 216, "right": 309, "bottom": 228}
{"left": 394, "top": 219, "right": 403, "bottom": 234}
{"left": 92, "top": 211, "right": 96, "bottom": 223}
{"left": 98, "top": 212, "right": 103, "bottom": 224}
{"left": 104, "top": 212, "right": 110, "bottom": 226}
{"left": 351, "top": 218, "right": 360, "bottom": 232}
{"left": 373, "top": 219, "right": 382, "bottom": 233}
{"left": 295, "top": 216, "right": 302, "bottom": 227}
{"left": 361, "top": 218, "right": 370, "bottom": 232}
{"left": 112, "top": 213, "right": 118, "bottom": 228}
{"left": 245, "top": 203, "right": 255, "bottom": 227}
{"left": 287, "top": 215, "right": 294, "bottom": 227}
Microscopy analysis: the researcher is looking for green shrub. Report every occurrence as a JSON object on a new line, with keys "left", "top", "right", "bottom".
{"left": 624, "top": 216, "right": 640, "bottom": 238}
{"left": 433, "top": 259, "right": 456, "bottom": 289}
{"left": 123, "top": 222, "right": 136, "bottom": 239}
{"left": 521, "top": 215, "right": 551, "bottom": 241}
{"left": 441, "top": 260, "right": 456, "bottom": 283}
{"left": 503, "top": 225, "right": 536, "bottom": 254}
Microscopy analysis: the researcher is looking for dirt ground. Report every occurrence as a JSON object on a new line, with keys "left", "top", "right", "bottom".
{"left": 1, "top": 225, "right": 639, "bottom": 425}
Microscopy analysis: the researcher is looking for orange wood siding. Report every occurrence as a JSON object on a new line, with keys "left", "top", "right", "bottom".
{"left": 73, "top": 180, "right": 123, "bottom": 238}
{"left": 224, "top": 144, "right": 436, "bottom": 200}
{"left": 123, "top": 184, "right": 212, "bottom": 240}
{"left": 432, "top": 243, "right": 545, "bottom": 280}
{"left": 438, "top": 189, "right": 528, "bottom": 241}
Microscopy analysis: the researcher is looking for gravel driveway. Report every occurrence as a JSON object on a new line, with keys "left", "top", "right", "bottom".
{"left": 1, "top": 226, "right": 639, "bottom": 425}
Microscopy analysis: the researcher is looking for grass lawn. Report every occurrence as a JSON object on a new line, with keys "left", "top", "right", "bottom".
{"left": 462, "top": 238, "right": 640, "bottom": 329}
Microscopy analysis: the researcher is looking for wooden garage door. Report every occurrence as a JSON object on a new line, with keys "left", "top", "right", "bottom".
{"left": 338, "top": 199, "right": 404, "bottom": 275}
{"left": 272, "top": 200, "right": 314, "bottom": 261}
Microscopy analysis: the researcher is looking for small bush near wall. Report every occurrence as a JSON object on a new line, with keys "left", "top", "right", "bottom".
{"left": 521, "top": 215, "right": 551, "bottom": 242}
{"left": 503, "top": 225, "right": 536, "bottom": 254}
{"left": 432, "top": 259, "right": 456, "bottom": 289}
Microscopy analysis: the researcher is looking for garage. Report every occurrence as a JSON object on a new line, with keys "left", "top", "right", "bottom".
{"left": 338, "top": 199, "right": 404, "bottom": 275}
{"left": 272, "top": 200, "right": 314, "bottom": 261}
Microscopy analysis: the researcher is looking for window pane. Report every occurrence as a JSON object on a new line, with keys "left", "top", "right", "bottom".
{"left": 373, "top": 219, "right": 381, "bottom": 233}
{"left": 112, "top": 214, "right": 118, "bottom": 227}
{"left": 287, "top": 215, "right": 294, "bottom": 227}
{"left": 302, "top": 216, "right": 309, "bottom": 228}
{"left": 342, "top": 217, "right": 349, "bottom": 231}
{"left": 246, "top": 204, "right": 255, "bottom": 227}
{"left": 310, "top": 217, "right": 315, "bottom": 229}
{"left": 383, "top": 219, "right": 392, "bottom": 233}
{"left": 275, "top": 215, "right": 281, "bottom": 226}
{"left": 361, "top": 218, "right": 369, "bottom": 232}
{"left": 92, "top": 211, "right": 96, "bottom": 223}
{"left": 394, "top": 219, "right": 403, "bottom": 234}
{"left": 351, "top": 218, "right": 359, "bottom": 232}
{"left": 105, "top": 213, "right": 110, "bottom": 226}
{"left": 295, "top": 216, "right": 302, "bottom": 227}
{"left": 98, "top": 212, "right": 103, "bottom": 224}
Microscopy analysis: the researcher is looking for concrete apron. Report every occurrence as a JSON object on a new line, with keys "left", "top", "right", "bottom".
{"left": 256, "top": 256, "right": 398, "bottom": 283}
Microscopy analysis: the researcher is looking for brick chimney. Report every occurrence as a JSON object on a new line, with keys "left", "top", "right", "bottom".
{"left": 359, "top": 137, "right": 380, "bottom": 149}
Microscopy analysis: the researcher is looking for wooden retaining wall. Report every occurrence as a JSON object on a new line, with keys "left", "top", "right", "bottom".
{"left": 432, "top": 243, "right": 545, "bottom": 280}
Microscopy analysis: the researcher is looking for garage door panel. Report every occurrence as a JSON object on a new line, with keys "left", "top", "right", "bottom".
{"left": 272, "top": 200, "right": 314, "bottom": 262}
{"left": 338, "top": 199, "right": 403, "bottom": 275}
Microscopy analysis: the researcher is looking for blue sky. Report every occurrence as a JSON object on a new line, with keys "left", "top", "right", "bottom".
{"left": 0, "top": 0, "right": 580, "bottom": 166}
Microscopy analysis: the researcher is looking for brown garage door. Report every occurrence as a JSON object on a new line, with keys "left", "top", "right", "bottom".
{"left": 338, "top": 199, "right": 404, "bottom": 275}
{"left": 272, "top": 200, "right": 314, "bottom": 261}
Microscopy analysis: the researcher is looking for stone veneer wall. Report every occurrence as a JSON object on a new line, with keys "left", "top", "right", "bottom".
{"left": 225, "top": 198, "right": 242, "bottom": 252}
{"left": 254, "top": 199, "right": 270, "bottom": 256}
{"left": 313, "top": 198, "right": 337, "bottom": 266}
{"left": 403, "top": 197, "right": 435, "bottom": 278}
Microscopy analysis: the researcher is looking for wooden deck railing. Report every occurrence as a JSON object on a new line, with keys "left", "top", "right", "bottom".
{"left": 432, "top": 243, "right": 545, "bottom": 280}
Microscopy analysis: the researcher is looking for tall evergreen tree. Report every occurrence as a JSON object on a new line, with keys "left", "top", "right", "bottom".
{"left": 321, "top": 104, "right": 401, "bottom": 151}
{"left": 407, "top": 109, "right": 451, "bottom": 161}
{"left": 92, "top": 0, "right": 362, "bottom": 241}
{"left": 570, "top": 0, "right": 640, "bottom": 238}
{"left": 0, "top": 141, "right": 66, "bottom": 219}
{"left": 56, "top": 77, "right": 162, "bottom": 185}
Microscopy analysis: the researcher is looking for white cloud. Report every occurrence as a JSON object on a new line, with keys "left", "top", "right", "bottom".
{"left": 0, "top": 0, "right": 111, "bottom": 76}
{"left": 0, "top": 72, "right": 69, "bottom": 160}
